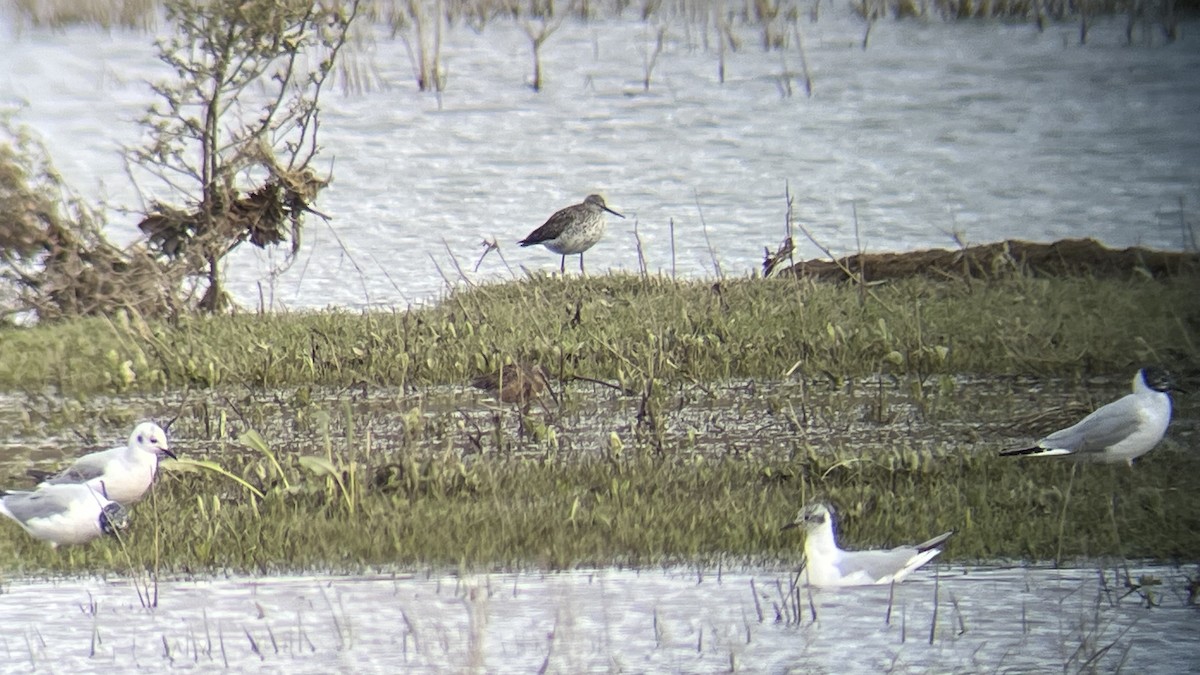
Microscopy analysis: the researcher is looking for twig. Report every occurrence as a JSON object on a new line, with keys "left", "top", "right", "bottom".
{"left": 441, "top": 238, "right": 476, "bottom": 288}
{"left": 669, "top": 218, "right": 677, "bottom": 279}
{"left": 694, "top": 191, "right": 724, "bottom": 279}
{"left": 792, "top": 22, "right": 813, "bottom": 97}
{"left": 790, "top": 197, "right": 896, "bottom": 312}
{"left": 852, "top": 201, "right": 866, "bottom": 306}
{"left": 633, "top": 219, "right": 649, "bottom": 278}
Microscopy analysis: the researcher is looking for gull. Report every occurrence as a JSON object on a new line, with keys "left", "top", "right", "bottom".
{"left": 32, "top": 422, "right": 175, "bottom": 505}
{"left": 0, "top": 483, "right": 129, "bottom": 547}
{"left": 782, "top": 502, "right": 954, "bottom": 587}
{"left": 999, "top": 367, "right": 1173, "bottom": 466}
{"left": 518, "top": 194, "right": 624, "bottom": 274}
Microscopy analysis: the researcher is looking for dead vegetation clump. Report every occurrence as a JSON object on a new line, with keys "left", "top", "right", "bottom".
{"left": 0, "top": 122, "right": 188, "bottom": 324}
{"left": 136, "top": 153, "right": 330, "bottom": 312}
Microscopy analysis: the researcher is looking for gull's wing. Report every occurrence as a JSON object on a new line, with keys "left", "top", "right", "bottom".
{"left": 836, "top": 548, "right": 924, "bottom": 583}
{"left": 1039, "top": 395, "right": 1143, "bottom": 455}
{"left": 836, "top": 531, "right": 952, "bottom": 584}
{"left": 40, "top": 447, "right": 118, "bottom": 484}
{"left": 0, "top": 489, "right": 81, "bottom": 523}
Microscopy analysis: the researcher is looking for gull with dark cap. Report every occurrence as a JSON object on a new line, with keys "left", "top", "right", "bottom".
{"left": 782, "top": 502, "right": 953, "bottom": 587}
{"left": 1000, "top": 367, "right": 1173, "bottom": 467}
{"left": 518, "top": 194, "right": 624, "bottom": 274}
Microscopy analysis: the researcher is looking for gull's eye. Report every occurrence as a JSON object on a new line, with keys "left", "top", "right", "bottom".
{"left": 137, "top": 435, "right": 145, "bottom": 444}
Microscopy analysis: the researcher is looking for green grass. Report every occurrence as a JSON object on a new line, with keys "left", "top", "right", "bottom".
{"left": 1, "top": 273, "right": 1195, "bottom": 396}
{"left": 2, "top": 440, "right": 1197, "bottom": 575}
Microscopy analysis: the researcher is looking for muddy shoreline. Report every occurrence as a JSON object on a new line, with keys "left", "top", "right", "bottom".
{"left": 784, "top": 238, "right": 1198, "bottom": 282}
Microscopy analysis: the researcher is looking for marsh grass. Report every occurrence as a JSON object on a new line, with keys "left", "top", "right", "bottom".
{"left": 2, "top": 433, "right": 1198, "bottom": 574}
{"left": 0, "top": 272, "right": 1196, "bottom": 574}
{"left": 1, "top": 273, "right": 1195, "bottom": 396}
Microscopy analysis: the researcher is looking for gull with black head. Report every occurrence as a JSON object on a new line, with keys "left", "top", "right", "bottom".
{"left": 999, "top": 367, "right": 1174, "bottom": 467}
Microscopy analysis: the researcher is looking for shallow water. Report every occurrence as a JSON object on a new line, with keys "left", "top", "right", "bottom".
{"left": 1, "top": 14, "right": 1197, "bottom": 309}
{"left": 1, "top": 565, "right": 1196, "bottom": 673}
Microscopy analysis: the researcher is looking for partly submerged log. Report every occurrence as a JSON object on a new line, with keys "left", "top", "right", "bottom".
{"left": 783, "top": 239, "right": 1198, "bottom": 282}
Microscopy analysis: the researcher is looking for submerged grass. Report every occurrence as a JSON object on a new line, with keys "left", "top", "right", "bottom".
{"left": 1, "top": 273, "right": 1196, "bottom": 396}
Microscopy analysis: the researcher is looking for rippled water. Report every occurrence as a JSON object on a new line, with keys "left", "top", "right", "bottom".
{"left": 1, "top": 565, "right": 1197, "bottom": 672}
{"left": 1, "top": 14, "right": 1197, "bottom": 309}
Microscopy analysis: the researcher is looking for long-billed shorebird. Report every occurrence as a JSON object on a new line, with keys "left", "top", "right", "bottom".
{"left": 0, "top": 483, "right": 129, "bottom": 547}
{"left": 471, "top": 363, "right": 553, "bottom": 406}
{"left": 782, "top": 502, "right": 953, "bottom": 587}
{"left": 518, "top": 194, "right": 624, "bottom": 274}
{"left": 31, "top": 422, "right": 175, "bottom": 505}
{"left": 999, "top": 367, "right": 1173, "bottom": 466}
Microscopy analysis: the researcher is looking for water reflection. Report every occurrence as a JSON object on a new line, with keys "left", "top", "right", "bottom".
{"left": 1, "top": 565, "right": 1195, "bottom": 672}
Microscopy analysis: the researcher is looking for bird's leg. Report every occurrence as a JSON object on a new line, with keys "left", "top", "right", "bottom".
{"left": 559, "top": 255, "right": 566, "bottom": 275}
{"left": 580, "top": 253, "right": 586, "bottom": 276}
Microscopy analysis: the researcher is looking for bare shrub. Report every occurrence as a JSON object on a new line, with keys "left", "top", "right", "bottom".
{"left": 127, "top": 0, "right": 361, "bottom": 312}
{"left": 523, "top": 0, "right": 570, "bottom": 91}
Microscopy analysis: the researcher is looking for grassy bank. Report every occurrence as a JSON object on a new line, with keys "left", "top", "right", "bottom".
{"left": 1, "top": 273, "right": 1196, "bottom": 396}
{"left": 1, "top": 273, "right": 1197, "bottom": 574}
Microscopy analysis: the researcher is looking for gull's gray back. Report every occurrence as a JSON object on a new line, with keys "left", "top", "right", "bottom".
{"left": 42, "top": 449, "right": 115, "bottom": 484}
{"left": 1041, "top": 395, "right": 1142, "bottom": 454}
{"left": 1, "top": 489, "right": 78, "bottom": 522}
{"left": 837, "top": 547, "right": 920, "bottom": 580}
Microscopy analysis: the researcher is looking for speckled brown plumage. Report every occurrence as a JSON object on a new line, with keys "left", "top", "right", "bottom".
{"left": 518, "top": 194, "right": 624, "bottom": 274}
{"left": 471, "top": 363, "right": 553, "bottom": 405}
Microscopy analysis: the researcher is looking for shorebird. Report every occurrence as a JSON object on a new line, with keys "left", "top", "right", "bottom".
{"left": 999, "top": 367, "right": 1173, "bottom": 466}
{"left": 0, "top": 483, "right": 129, "bottom": 547}
{"left": 31, "top": 422, "right": 175, "bottom": 505}
{"left": 518, "top": 194, "right": 624, "bottom": 274}
{"left": 782, "top": 502, "right": 953, "bottom": 587}
{"left": 471, "top": 363, "right": 553, "bottom": 405}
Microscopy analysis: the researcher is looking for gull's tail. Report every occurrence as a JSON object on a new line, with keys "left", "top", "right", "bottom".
{"left": 999, "top": 446, "right": 1072, "bottom": 458}
{"left": 916, "top": 531, "right": 955, "bottom": 553}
